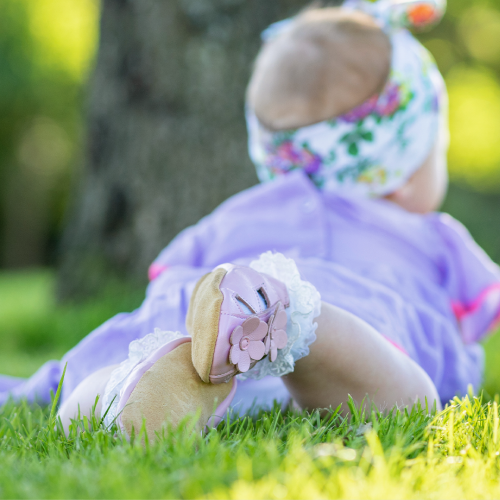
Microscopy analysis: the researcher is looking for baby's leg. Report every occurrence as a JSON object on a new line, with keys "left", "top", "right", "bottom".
{"left": 58, "top": 364, "right": 118, "bottom": 433}
{"left": 283, "top": 302, "right": 441, "bottom": 413}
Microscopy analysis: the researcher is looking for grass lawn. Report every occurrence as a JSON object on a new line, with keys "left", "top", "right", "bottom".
{"left": 2, "top": 270, "right": 500, "bottom": 499}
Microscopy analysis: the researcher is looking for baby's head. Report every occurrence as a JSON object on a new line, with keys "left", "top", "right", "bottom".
{"left": 246, "top": 1, "right": 448, "bottom": 213}
{"left": 248, "top": 8, "right": 391, "bottom": 131}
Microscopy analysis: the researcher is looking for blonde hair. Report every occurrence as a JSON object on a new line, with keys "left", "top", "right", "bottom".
{"left": 247, "top": 8, "right": 392, "bottom": 131}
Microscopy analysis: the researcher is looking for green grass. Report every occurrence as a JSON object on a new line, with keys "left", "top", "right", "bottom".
{"left": 2, "top": 270, "right": 500, "bottom": 499}
{"left": 2, "top": 395, "right": 500, "bottom": 498}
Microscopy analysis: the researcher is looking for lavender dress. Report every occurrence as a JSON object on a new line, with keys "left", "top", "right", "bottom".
{"left": 2, "top": 172, "right": 500, "bottom": 408}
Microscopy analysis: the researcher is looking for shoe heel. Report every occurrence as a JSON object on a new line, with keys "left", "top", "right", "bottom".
{"left": 120, "top": 341, "right": 235, "bottom": 439}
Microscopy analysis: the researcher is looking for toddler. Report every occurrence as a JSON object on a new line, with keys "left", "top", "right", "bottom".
{"left": 3, "top": 0, "right": 500, "bottom": 439}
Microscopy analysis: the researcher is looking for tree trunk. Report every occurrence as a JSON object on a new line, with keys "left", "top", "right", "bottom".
{"left": 57, "top": 0, "right": 311, "bottom": 299}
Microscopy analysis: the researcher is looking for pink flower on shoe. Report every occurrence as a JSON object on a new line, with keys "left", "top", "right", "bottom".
{"left": 265, "top": 304, "right": 288, "bottom": 362}
{"left": 229, "top": 316, "right": 267, "bottom": 373}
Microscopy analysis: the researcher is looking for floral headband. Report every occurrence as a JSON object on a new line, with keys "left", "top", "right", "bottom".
{"left": 246, "top": 0, "right": 448, "bottom": 197}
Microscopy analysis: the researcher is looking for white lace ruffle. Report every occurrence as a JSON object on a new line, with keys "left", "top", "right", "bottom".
{"left": 238, "top": 252, "right": 321, "bottom": 380}
{"left": 101, "top": 328, "right": 186, "bottom": 428}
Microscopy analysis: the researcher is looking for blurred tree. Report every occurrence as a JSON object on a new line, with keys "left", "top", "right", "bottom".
{"left": 57, "top": 0, "right": 317, "bottom": 298}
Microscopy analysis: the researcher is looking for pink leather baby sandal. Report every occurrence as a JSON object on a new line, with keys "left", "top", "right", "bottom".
{"left": 117, "top": 264, "right": 290, "bottom": 439}
{"left": 186, "top": 264, "right": 290, "bottom": 384}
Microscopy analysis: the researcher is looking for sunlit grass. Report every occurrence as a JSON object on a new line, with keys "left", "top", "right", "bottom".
{"left": 2, "top": 391, "right": 500, "bottom": 498}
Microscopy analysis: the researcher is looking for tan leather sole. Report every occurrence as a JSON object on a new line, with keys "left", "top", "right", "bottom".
{"left": 121, "top": 342, "right": 233, "bottom": 440}
{"left": 185, "top": 268, "right": 227, "bottom": 383}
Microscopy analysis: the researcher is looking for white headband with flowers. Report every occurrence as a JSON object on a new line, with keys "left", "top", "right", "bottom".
{"left": 246, "top": 0, "right": 448, "bottom": 197}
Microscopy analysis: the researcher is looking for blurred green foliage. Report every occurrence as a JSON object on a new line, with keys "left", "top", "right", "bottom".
{"left": 0, "top": 270, "right": 143, "bottom": 378}
{"left": 0, "top": 0, "right": 98, "bottom": 268}
{"left": 419, "top": 0, "right": 500, "bottom": 189}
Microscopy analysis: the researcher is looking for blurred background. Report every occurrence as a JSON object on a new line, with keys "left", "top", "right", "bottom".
{"left": 1, "top": 0, "right": 500, "bottom": 395}
{"left": 0, "top": 0, "right": 97, "bottom": 269}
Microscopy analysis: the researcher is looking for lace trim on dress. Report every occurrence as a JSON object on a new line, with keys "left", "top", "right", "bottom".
{"left": 238, "top": 252, "right": 321, "bottom": 380}
{"left": 101, "top": 328, "right": 186, "bottom": 428}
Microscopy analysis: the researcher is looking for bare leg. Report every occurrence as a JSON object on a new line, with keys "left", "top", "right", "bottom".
{"left": 283, "top": 302, "right": 441, "bottom": 414}
{"left": 58, "top": 364, "right": 118, "bottom": 433}
{"left": 57, "top": 302, "right": 440, "bottom": 431}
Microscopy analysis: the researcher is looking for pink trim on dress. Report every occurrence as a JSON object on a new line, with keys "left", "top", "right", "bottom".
{"left": 450, "top": 282, "right": 500, "bottom": 334}
{"left": 451, "top": 283, "right": 500, "bottom": 320}
{"left": 382, "top": 335, "right": 408, "bottom": 356}
{"left": 148, "top": 263, "right": 169, "bottom": 281}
